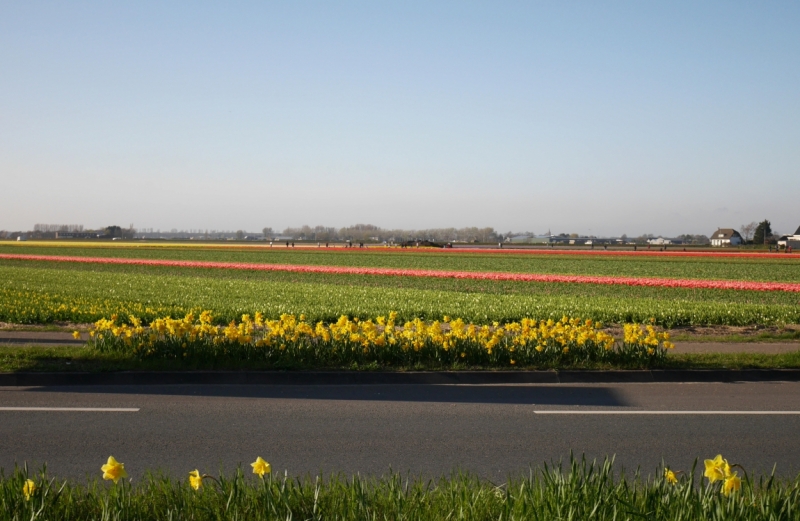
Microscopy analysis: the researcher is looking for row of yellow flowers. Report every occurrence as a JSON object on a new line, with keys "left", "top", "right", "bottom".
{"left": 21, "top": 455, "right": 271, "bottom": 501}
{"left": 664, "top": 454, "right": 742, "bottom": 496}
{"left": 21, "top": 454, "right": 740, "bottom": 501}
{"left": 84, "top": 311, "right": 674, "bottom": 364}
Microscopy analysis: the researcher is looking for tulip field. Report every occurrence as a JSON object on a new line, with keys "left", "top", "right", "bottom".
{"left": 4, "top": 242, "right": 800, "bottom": 281}
{"left": 0, "top": 243, "right": 799, "bottom": 328}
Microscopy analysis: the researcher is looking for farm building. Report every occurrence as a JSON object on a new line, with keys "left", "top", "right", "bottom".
{"left": 646, "top": 237, "right": 683, "bottom": 246}
{"left": 777, "top": 225, "right": 800, "bottom": 249}
{"left": 710, "top": 228, "right": 743, "bottom": 247}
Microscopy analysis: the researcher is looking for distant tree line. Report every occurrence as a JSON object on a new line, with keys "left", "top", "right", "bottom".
{"left": 33, "top": 224, "right": 84, "bottom": 233}
{"left": 273, "top": 225, "right": 501, "bottom": 243}
{"left": 4, "top": 224, "right": 136, "bottom": 240}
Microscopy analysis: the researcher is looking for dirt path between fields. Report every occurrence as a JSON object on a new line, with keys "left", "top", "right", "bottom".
{"left": 670, "top": 342, "right": 799, "bottom": 354}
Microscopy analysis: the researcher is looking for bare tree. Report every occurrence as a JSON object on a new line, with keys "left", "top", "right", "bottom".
{"left": 740, "top": 221, "right": 757, "bottom": 243}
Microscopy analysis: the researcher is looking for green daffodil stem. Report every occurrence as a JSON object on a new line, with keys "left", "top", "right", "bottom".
{"left": 201, "top": 474, "right": 221, "bottom": 487}
{"left": 731, "top": 464, "right": 750, "bottom": 484}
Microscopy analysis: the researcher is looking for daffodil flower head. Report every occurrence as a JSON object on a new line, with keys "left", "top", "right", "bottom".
{"left": 251, "top": 457, "right": 271, "bottom": 477}
{"left": 101, "top": 456, "right": 128, "bottom": 484}
{"left": 704, "top": 454, "right": 729, "bottom": 483}
{"left": 188, "top": 470, "right": 203, "bottom": 490}
{"left": 22, "top": 479, "right": 36, "bottom": 501}
{"left": 723, "top": 472, "right": 741, "bottom": 496}
{"left": 664, "top": 468, "right": 678, "bottom": 484}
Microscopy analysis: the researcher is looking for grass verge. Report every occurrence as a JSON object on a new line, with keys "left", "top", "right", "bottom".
{"left": 4, "top": 457, "right": 799, "bottom": 520}
{"left": 2, "top": 346, "right": 800, "bottom": 372}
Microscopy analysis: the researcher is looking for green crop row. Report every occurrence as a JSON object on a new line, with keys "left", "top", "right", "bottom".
{"left": 2, "top": 264, "right": 799, "bottom": 327}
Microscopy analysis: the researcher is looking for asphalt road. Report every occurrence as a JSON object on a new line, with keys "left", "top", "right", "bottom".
{"left": 2, "top": 382, "right": 800, "bottom": 482}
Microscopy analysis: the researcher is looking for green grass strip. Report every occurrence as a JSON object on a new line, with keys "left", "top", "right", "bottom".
{"left": 2, "top": 346, "right": 800, "bottom": 372}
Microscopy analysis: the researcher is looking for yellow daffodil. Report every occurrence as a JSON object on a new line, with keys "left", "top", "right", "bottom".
{"left": 22, "top": 479, "right": 36, "bottom": 501}
{"left": 72, "top": 331, "right": 81, "bottom": 340}
{"left": 251, "top": 457, "right": 271, "bottom": 477}
{"left": 188, "top": 470, "right": 203, "bottom": 490}
{"left": 664, "top": 469, "right": 678, "bottom": 484}
{"left": 101, "top": 456, "right": 127, "bottom": 484}
{"left": 723, "top": 473, "right": 741, "bottom": 496}
{"left": 704, "top": 454, "right": 730, "bottom": 483}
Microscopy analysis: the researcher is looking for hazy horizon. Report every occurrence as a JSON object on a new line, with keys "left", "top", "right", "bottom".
{"left": 2, "top": 2, "right": 798, "bottom": 236}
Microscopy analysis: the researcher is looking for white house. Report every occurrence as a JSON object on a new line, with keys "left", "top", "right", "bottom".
{"left": 710, "top": 228, "right": 742, "bottom": 247}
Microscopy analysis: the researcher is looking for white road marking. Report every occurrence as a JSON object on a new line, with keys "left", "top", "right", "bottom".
{"left": 533, "top": 410, "right": 800, "bottom": 415}
{"left": 0, "top": 407, "right": 139, "bottom": 412}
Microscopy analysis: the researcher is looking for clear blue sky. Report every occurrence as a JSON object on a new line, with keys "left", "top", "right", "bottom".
{"left": 1, "top": 1, "right": 798, "bottom": 236}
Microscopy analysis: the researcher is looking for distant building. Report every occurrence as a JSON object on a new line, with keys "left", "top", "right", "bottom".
{"left": 777, "top": 225, "right": 800, "bottom": 249}
{"left": 710, "top": 229, "right": 743, "bottom": 247}
{"left": 647, "top": 237, "right": 684, "bottom": 246}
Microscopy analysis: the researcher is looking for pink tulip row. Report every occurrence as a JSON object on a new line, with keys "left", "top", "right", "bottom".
{"left": 3, "top": 253, "right": 799, "bottom": 293}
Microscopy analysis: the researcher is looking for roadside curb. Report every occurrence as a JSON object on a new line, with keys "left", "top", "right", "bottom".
{"left": 1, "top": 369, "right": 800, "bottom": 386}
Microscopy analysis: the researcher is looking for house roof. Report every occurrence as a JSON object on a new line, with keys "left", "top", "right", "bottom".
{"left": 795, "top": 225, "right": 800, "bottom": 235}
{"left": 711, "top": 228, "right": 741, "bottom": 239}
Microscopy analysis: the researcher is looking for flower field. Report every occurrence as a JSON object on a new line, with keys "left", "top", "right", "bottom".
{"left": 3, "top": 244, "right": 800, "bottom": 282}
{"left": 4, "top": 239, "right": 797, "bottom": 258}
{"left": 1, "top": 243, "right": 799, "bottom": 329}
{"left": 3, "top": 253, "right": 800, "bottom": 292}
{"left": 3, "top": 265, "right": 800, "bottom": 327}
{"left": 2, "top": 251, "right": 800, "bottom": 328}
{"left": 86, "top": 311, "right": 674, "bottom": 368}
{"left": 3, "top": 454, "right": 799, "bottom": 520}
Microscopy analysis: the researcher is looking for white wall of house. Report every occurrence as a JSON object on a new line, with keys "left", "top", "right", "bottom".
{"left": 711, "top": 236, "right": 741, "bottom": 247}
